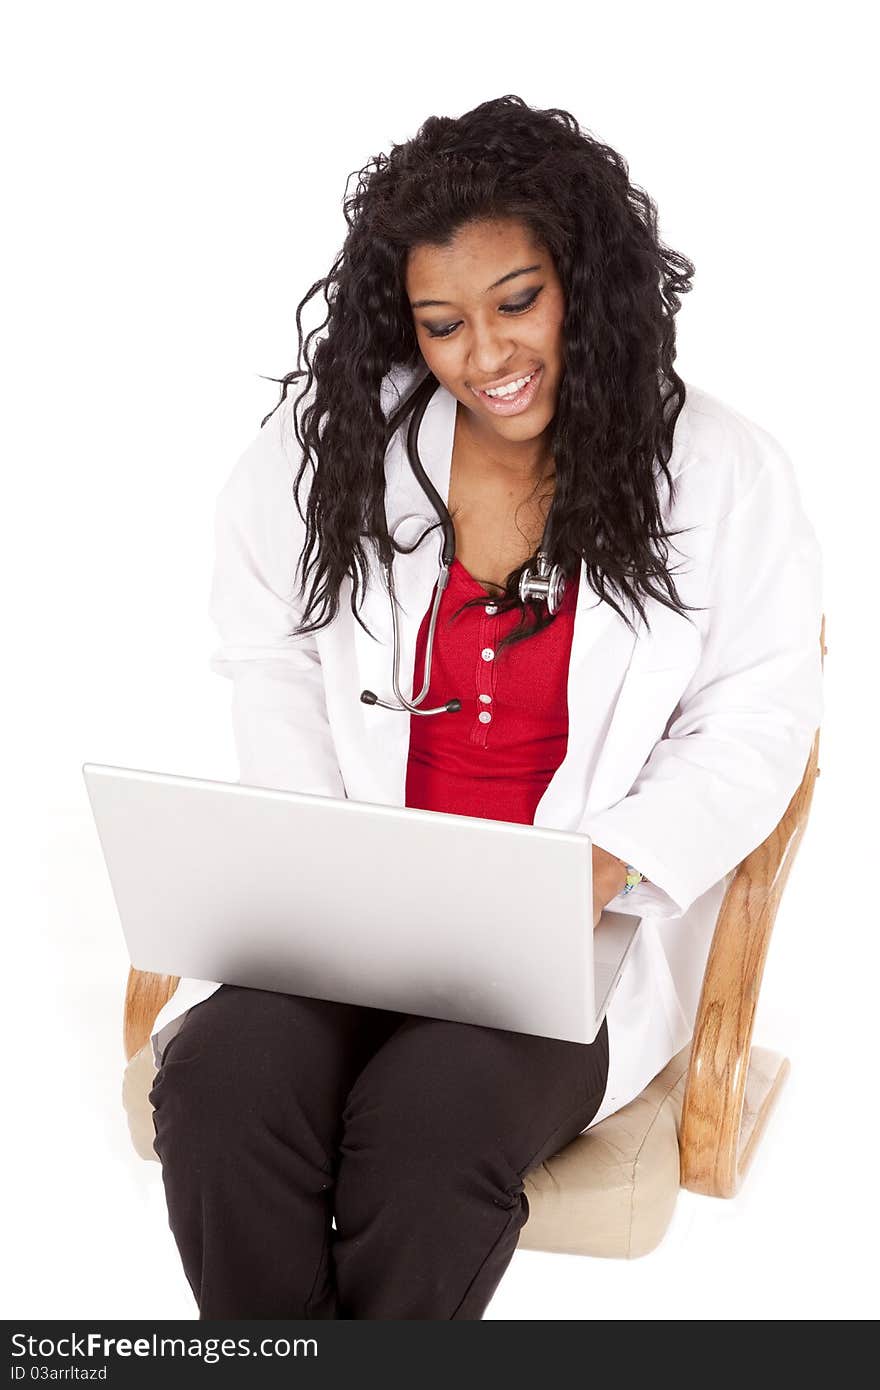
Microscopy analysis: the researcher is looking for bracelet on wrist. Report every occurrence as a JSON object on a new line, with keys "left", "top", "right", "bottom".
{"left": 620, "top": 864, "right": 644, "bottom": 896}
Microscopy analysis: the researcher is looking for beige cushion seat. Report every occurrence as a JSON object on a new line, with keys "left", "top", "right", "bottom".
{"left": 519, "top": 1044, "right": 691, "bottom": 1258}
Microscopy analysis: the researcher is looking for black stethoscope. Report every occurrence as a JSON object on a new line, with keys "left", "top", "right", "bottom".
{"left": 360, "top": 373, "right": 566, "bottom": 717}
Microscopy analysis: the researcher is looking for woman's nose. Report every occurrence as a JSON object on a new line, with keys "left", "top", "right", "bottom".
{"left": 468, "top": 324, "right": 517, "bottom": 377}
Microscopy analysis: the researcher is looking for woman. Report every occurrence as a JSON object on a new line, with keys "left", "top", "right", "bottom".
{"left": 147, "top": 95, "right": 824, "bottom": 1319}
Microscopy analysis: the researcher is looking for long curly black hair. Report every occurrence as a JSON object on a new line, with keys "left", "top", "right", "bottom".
{"left": 263, "top": 93, "right": 702, "bottom": 655}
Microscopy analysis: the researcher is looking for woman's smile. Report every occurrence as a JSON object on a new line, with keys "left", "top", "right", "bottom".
{"left": 469, "top": 364, "right": 544, "bottom": 416}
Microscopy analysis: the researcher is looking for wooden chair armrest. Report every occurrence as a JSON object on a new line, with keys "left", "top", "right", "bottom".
{"left": 680, "top": 615, "right": 826, "bottom": 1196}
{"left": 124, "top": 967, "right": 180, "bottom": 1062}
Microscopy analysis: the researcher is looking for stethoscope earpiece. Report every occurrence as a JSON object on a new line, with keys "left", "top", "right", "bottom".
{"left": 361, "top": 687, "right": 461, "bottom": 714}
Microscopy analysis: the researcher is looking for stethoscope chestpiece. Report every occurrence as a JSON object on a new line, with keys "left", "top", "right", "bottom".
{"left": 519, "top": 550, "right": 566, "bottom": 615}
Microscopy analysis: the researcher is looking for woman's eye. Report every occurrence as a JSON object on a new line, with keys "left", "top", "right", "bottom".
{"left": 425, "top": 287, "right": 542, "bottom": 339}
{"left": 428, "top": 321, "right": 460, "bottom": 340}
{"left": 501, "top": 288, "right": 542, "bottom": 316}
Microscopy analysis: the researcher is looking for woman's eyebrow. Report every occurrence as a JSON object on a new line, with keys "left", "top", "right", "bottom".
{"left": 409, "top": 263, "right": 542, "bottom": 309}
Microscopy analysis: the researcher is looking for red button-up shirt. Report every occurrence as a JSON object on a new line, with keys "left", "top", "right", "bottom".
{"left": 405, "top": 557, "right": 580, "bottom": 826}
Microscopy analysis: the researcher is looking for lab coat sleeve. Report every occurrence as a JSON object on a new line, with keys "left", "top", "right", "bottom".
{"left": 580, "top": 437, "right": 824, "bottom": 919}
{"left": 207, "top": 411, "right": 346, "bottom": 799}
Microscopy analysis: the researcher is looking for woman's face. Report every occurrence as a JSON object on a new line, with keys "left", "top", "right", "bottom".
{"left": 405, "top": 218, "right": 566, "bottom": 450}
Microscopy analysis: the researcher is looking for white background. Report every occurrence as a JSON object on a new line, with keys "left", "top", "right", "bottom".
{"left": 10, "top": 0, "right": 877, "bottom": 1321}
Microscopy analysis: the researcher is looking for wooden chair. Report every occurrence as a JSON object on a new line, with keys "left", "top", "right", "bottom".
{"left": 121, "top": 616, "right": 826, "bottom": 1260}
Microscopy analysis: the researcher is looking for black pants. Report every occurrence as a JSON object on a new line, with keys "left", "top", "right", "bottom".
{"left": 149, "top": 984, "right": 610, "bottom": 1320}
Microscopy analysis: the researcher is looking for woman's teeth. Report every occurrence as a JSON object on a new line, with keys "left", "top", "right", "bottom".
{"left": 482, "top": 370, "right": 537, "bottom": 398}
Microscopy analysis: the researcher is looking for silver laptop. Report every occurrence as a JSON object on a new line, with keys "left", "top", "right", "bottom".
{"left": 82, "top": 762, "right": 641, "bottom": 1045}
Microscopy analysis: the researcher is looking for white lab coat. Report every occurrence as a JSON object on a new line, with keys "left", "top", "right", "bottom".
{"left": 150, "top": 364, "right": 824, "bottom": 1134}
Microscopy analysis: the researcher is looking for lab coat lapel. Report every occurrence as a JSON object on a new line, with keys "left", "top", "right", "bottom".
{"left": 565, "top": 541, "right": 704, "bottom": 819}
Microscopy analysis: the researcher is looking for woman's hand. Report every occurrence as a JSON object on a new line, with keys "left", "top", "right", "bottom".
{"left": 592, "top": 844, "right": 629, "bottom": 928}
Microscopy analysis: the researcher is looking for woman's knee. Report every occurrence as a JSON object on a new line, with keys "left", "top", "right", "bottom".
{"left": 149, "top": 987, "right": 302, "bottom": 1141}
